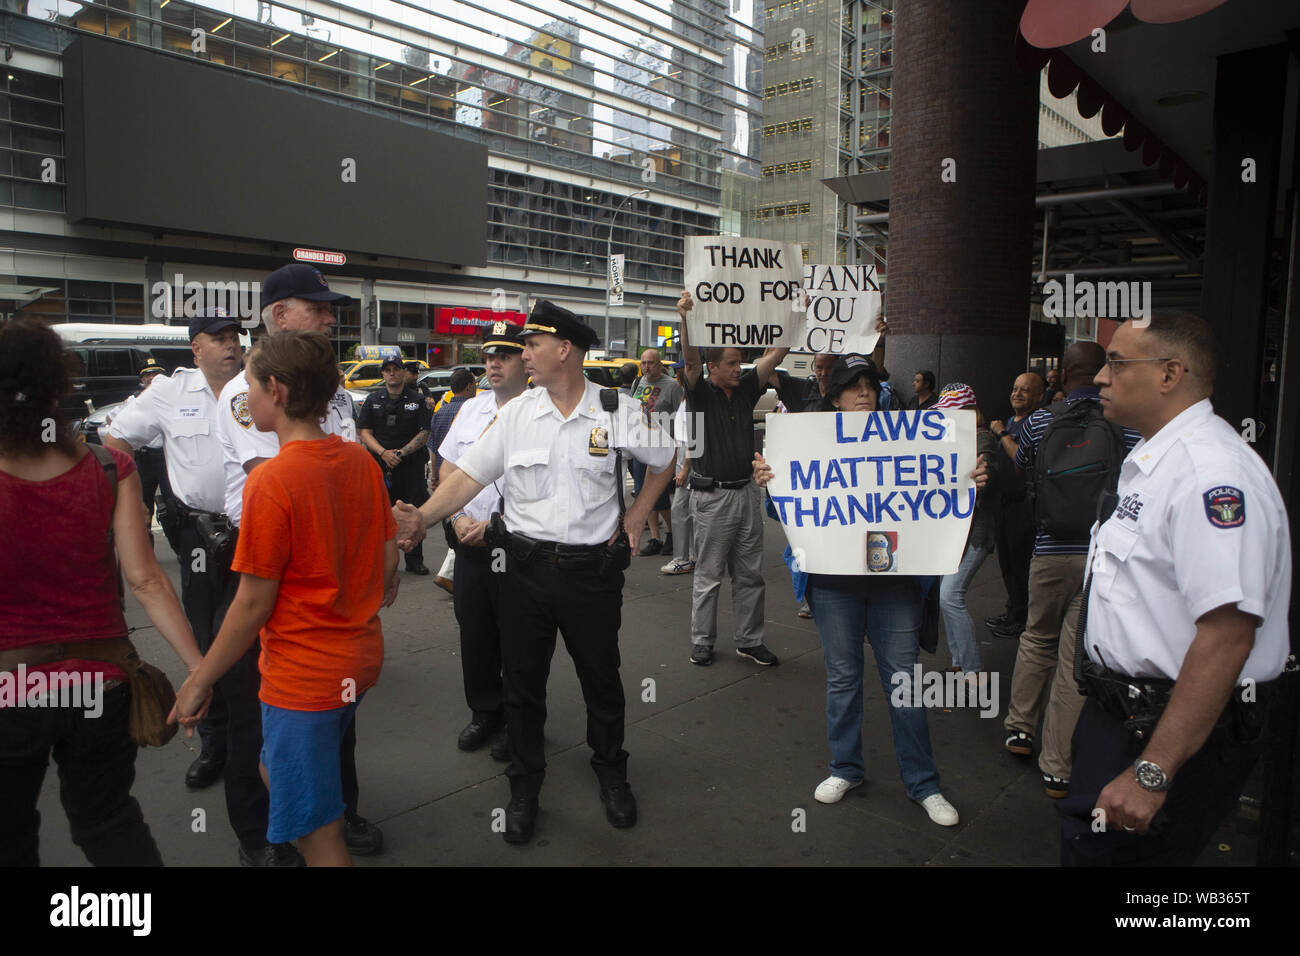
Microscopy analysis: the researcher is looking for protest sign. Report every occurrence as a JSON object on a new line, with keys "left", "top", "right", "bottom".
{"left": 793, "top": 264, "right": 882, "bottom": 355}
{"left": 763, "top": 409, "right": 977, "bottom": 575}
{"left": 683, "top": 236, "right": 803, "bottom": 348}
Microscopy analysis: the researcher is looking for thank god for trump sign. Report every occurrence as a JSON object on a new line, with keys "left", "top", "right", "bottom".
{"left": 763, "top": 409, "right": 978, "bottom": 575}
{"left": 684, "top": 236, "right": 804, "bottom": 348}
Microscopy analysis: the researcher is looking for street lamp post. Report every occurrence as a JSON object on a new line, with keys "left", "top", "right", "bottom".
{"left": 603, "top": 187, "right": 650, "bottom": 355}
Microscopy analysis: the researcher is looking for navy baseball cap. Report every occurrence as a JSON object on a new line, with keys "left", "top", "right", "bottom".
{"left": 380, "top": 356, "right": 405, "bottom": 371}
{"left": 261, "top": 263, "right": 351, "bottom": 311}
{"left": 188, "top": 306, "right": 240, "bottom": 341}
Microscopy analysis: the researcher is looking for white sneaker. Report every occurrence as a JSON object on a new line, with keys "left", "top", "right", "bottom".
{"left": 814, "top": 776, "right": 863, "bottom": 804}
{"left": 660, "top": 557, "right": 695, "bottom": 575}
{"left": 919, "top": 793, "right": 959, "bottom": 826}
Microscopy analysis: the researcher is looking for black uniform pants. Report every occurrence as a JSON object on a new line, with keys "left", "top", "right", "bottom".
{"left": 453, "top": 544, "right": 505, "bottom": 723}
{"left": 1058, "top": 697, "right": 1262, "bottom": 866}
{"left": 136, "top": 449, "right": 182, "bottom": 557}
{"left": 177, "top": 518, "right": 230, "bottom": 761}
{"left": 995, "top": 495, "right": 1034, "bottom": 625}
{"left": 498, "top": 554, "right": 627, "bottom": 799}
{"left": 385, "top": 458, "right": 430, "bottom": 569}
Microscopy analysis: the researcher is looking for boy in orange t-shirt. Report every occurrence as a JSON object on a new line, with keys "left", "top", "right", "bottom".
{"left": 172, "top": 331, "right": 398, "bottom": 866}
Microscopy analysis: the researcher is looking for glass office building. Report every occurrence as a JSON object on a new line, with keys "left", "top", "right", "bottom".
{"left": 0, "top": 0, "right": 764, "bottom": 359}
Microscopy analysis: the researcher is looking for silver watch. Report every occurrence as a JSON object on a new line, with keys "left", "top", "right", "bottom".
{"left": 1133, "top": 759, "right": 1171, "bottom": 792}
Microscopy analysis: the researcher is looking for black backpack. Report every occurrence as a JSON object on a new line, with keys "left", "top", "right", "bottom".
{"left": 1030, "top": 399, "right": 1126, "bottom": 540}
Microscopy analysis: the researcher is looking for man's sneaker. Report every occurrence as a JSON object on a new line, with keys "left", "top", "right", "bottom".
{"left": 690, "top": 645, "right": 713, "bottom": 666}
{"left": 1042, "top": 774, "right": 1069, "bottom": 799}
{"left": 985, "top": 613, "right": 1009, "bottom": 630}
{"left": 737, "top": 644, "right": 779, "bottom": 667}
{"left": 661, "top": 557, "right": 695, "bottom": 575}
{"left": 814, "top": 776, "right": 862, "bottom": 804}
{"left": 344, "top": 814, "right": 384, "bottom": 856}
{"left": 1005, "top": 731, "right": 1034, "bottom": 756}
{"left": 991, "top": 621, "right": 1023, "bottom": 640}
{"left": 797, "top": 601, "right": 812, "bottom": 619}
{"left": 641, "top": 538, "right": 663, "bottom": 556}
{"left": 662, "top": 533, "right": 673, "bottom": 556}
{"left": 918, "top": 793, "right": 960, "bottom": 827}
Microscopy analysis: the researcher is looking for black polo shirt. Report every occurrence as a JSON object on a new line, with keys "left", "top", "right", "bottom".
{"left": 687, "top": 368, "right": 762, "bottom": 483}
{"left": 357, "top": 385, "right": 431, "bottom": 464}
{"left": 774, "top": 369, "right": 823, "bottom": 413}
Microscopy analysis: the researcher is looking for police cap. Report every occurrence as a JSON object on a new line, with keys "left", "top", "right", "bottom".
{"left": 482, "top": 319, "right": 525, "bottom": 355}
{"left": 521, "top": 300, "right": 600, "bottom": 351}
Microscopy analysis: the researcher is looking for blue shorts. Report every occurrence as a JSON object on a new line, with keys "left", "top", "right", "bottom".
{"left": 260, "top": 699, "right": 360, "bottom": 844}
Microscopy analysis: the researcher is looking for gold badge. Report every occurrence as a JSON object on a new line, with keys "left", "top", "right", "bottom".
{"left": 589, "top": 427, "right": 610, "bottom": 456}
{"left": 492, "top": 321, "right": 507, "bottom": 335}
{"left": 231, "top": 392, "right": 253, "bottom": 429}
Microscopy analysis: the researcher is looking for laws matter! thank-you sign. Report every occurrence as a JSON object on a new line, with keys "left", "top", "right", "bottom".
{"left": 763, "top": 410, "right": 978, "bottom": 576}
{"left": 684, "top": 236, "right": 804, "bottom": 348}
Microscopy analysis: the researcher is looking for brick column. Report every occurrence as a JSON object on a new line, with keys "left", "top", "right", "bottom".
{"left": 884, "top": 0, "right": 1039, "bottom": 418}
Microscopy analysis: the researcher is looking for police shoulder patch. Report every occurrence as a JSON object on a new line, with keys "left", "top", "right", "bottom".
{"left": 1203, "top": 485, "right": 1245, "bottom": 528}
{"left": 231, "top": 392, "right": 253, "bottom": 429}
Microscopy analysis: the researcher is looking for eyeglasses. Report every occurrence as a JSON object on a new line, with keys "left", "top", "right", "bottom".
{"left": 1105, "top": 356, "right": 1181, "bottom": 370}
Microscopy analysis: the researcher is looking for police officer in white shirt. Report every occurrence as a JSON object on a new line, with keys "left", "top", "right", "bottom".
{"left": 208, "top": 263, "right": 381, "bottom": 865}
{"left": 1059, "top": 312, "right": 1291, "bottom": 866}
{"left": 439, "top": 321, "right": 528, "bottom": 760}
{"left": 394, "top": 301, "right": 675, "bottom": 844}
{"left": 105, "top": 308, "right": 241, "bottom": 792}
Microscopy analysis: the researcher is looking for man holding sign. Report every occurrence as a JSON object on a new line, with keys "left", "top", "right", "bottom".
{"left": 677, "top": 289, "right": 789, "bottom": 667}
{"left": 755, "top": 356, "right": 988, "bottom": 826}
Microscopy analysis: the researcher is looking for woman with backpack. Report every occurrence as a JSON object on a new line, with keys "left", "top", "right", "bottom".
{"left": 0, "top": 318, "right": 207, "bottom": 866}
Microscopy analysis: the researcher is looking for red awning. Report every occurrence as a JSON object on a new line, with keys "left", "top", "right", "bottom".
{"left": 1016, "top": 0, "right": 1226, "bottom": 205}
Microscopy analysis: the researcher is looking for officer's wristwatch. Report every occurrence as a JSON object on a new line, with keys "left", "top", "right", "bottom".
{"left": 1133, "top": 759, "right": 1171, "bottom": 792}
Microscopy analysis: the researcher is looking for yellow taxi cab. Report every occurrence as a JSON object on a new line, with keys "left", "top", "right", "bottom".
{"left": 581, "top": 358, "right": 641, "bottom": 388}
{"left": 338, "top": 346, "right": 428, "bottom": 389}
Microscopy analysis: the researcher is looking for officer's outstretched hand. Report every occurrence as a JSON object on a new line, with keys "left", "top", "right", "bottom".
{"left": 753, "top": 452, "right": 774, "bottom": 489}
{"left": 393, "top": 500, "right": 427, "bottom": 551}
{"left": 1095, "top": 769, "right": 1167, "bottom": 835}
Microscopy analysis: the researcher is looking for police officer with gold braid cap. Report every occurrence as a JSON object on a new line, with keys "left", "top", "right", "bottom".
{"left": 1059, "top": 313, "right": 1291, "bottom": 865}
{"left": 393, "top": 301, "right": 675, "bottom": 844}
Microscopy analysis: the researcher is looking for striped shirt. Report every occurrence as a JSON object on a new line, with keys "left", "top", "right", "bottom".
{"left": 1015, "top": 386, "right": 1141, "bottom": 555}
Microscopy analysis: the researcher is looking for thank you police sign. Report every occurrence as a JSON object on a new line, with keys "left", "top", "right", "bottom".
{"left": 764, "top": 410, "right": 977, "bottom": 575}
{"left": 684, "top": 236, "right": 803, "bottom": 348}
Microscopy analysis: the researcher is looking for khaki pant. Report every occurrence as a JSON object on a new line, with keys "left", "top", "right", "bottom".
{"left": 1004, "top": 553, "right": 1086, "bottom": 780}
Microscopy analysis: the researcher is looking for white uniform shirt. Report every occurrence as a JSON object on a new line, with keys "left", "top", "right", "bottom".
{"left": 104, "top": 393, "right": 163, "bottom": 449}
{"left": 457, "top": 379, "right": 675, "bottom": 546}
{"left": 215, "top": 368, "right": 357, "bottom": 526}
{"left": 439, "top": 390, "right": 509, "bottom": 524}
{"left": 1083, "top": 399, "right": 1291, "bottom": 684}
{"left": 105, "top": 367, "right": 225, "bottom": 511}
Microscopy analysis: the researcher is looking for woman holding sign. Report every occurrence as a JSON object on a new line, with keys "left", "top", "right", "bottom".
{"left": 753, "top": 356, "right": 987, "bottom": 827}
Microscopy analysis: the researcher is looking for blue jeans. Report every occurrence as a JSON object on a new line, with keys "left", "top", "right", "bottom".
{"left": 939, "top": 542, "right": 992, "bottom": 672}
{"left": 806, "top": 578, "right": 941, "bottom": 801}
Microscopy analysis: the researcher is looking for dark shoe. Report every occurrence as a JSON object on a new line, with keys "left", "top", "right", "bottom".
{"left": 991, "top": 622, "right": 1023, "bottom": 640}
{"left": 504, "top": 795, "right": 538, "bottom": 844}
{"left": 985, "top": 613, "right": 1009, "bottom": 630}
{"left": 737, "top": 644, "right": 779, "bottom": 666}
{"left": 662, "top": 533, "right": 673, "bottom": 556}
{"left": 185, "top": 751, "right": 225, "bottom": 790}
{"left": 406, "top": 563, "right": 430, "bottom": 576}
{"left": 600, "top": 782, "right": 638, "bottom": 828}
{"left": 344, "top": 814, "right": 384, "bottom": 856}
{"left": 1043, "top": 774, "right": 1069, "bottom": 799}
{"left": 1005, "top": 731, "right": 1034, "bottom": 756}
{"left": 489, "top": 729, "right": 511, "bottom": 763}
{"left": 239, "top": 842, "right": 305, "bottom": 867}
{"left": 458, "top": 717, "right": 503, "bottom": 752}
{"left": 690, "top": 644, "right": 713, "bottom": 666}
{"left": 641, "top": 538, "right": 663, "bottom": 556}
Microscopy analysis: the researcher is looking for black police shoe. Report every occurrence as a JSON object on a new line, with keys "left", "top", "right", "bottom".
{"left": 185, "top": 751, "right": 225, "bottom": 790}
{"left": 344, "top": 814, "right": 384, "bottom": 856}
{"left": 489, "top": 729, "right": 511, "bottom": 763}
{"left": 504, "top": 795, "right": 539, "bottom": 844}
{"left": 238, "top": 842, "right": 305, "bottom": 867}
{"left": 406, "top": 563, "right": 431, "bottom": 576}
{"left": 690, "top": 645, "right": 714, "bottom": 666}
{"left": 641, "top": 538, "right": 663, "bottom": 556}
{"left": 458, "top": 717, "right": 503, "bottom": 752}
{"left": 600, "top": 782, "right": 638, "bottom": 828}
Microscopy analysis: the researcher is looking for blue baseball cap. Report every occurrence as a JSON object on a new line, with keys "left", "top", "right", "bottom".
{"left": 188, "top": 306, "right": 240, "bottom": 341}
{"left": 261, "top": 263, "right": 351, "bottom": 311}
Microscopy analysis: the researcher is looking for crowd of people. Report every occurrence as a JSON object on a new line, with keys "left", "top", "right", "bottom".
{"left": 0, "top": 268, "right": 1289, "bottom": 868}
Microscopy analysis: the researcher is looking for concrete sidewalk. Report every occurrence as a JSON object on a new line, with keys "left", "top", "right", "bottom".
{"left": 34, "top": 515, "right": 1257, "bottom": 866}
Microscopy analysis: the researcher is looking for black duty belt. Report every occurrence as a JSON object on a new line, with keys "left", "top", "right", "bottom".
{"left": 135, "top": 447, "right": 164, "bottom": 458}
{"left": 505, "top": 531, "right": 604, "bottom": 569}
{"left": 690, "top": 475, "right": 750, "bottom": 491}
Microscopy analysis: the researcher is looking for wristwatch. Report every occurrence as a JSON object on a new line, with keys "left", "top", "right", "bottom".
{"left": 1133, "top": 759, "right": 1171, "bottom": 792}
